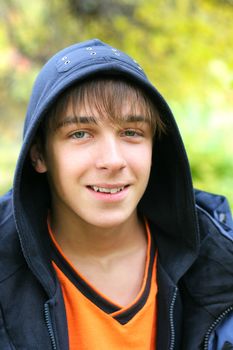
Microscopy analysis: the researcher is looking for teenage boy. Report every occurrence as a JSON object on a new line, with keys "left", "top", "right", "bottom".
{"left": 0, "top": 39, "right": 232, "bottom": 350}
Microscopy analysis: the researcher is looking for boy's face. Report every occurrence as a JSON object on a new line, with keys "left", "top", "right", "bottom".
{"left": 32, "top": 99, "right": 153, "bottom": 230}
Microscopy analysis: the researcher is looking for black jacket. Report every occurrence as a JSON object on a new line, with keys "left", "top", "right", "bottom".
{"left": 0, "top": 39, "right": 232, "bottom": 349}
{"left": 0, "top": 190, "right": 232, "bottom": 349}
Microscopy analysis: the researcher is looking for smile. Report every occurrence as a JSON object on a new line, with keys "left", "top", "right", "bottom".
{"left": 90, "top": 186, "right": 126, "bottom": 194}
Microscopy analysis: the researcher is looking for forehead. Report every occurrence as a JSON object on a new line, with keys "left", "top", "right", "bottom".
{"left": 56, "top": 102, "right": 151, "bottom": 131}
{"left": 47, "top": 78, "right": 157, "bottom": 131}
{"left": 64, "top": 97, "right": 148, "bottom": 118}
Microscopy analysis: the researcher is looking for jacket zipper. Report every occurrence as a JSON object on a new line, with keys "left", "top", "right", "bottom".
{"left": 169, "top": 287, "right": 178, "bottom": 350}
{"left": 44, "top": 303, "right": 57, "bottom": 350}
{"left": 203, "top": 305, "right": 233, "bottom": 350}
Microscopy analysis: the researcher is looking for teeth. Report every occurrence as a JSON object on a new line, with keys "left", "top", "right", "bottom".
{"left": 110, "top": 188, "right": 118, "bottom": 194}
{"left": 91, "top": 186, "right": 125, "bottom": 193}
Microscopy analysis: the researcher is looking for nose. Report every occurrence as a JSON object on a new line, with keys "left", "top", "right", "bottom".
{"left": 95, "top": 135, "right": 127, "bottom": 171}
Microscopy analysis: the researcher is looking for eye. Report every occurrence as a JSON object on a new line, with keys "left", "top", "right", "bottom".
{"left": 122, "top": 129, "right": 142, "bottom": 137}
{"left": 71, "top": 131, "right": 90, "bottom": 139}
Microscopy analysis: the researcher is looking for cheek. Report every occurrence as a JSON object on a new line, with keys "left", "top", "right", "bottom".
{"left": 140, "top": 145, "right": 152, "bottom": 178}
{"left": 140, "top": 155, "right": 152, "bottom": 182}
{"left": 127, "top": 144, "right": 152, "bottom": 177}
{"left": 47, "top": 147, "right": 93, "bottom": 184}
{"left": 138, "top": 142, "right": 152, "bottom": 164}
{"left": 45, "top": 147, "right": 71, "bottom": 184}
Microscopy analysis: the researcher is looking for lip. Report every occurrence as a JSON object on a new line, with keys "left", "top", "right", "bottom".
{"left": 88, "top": 183, "right": 128, "bottom": 189}
{"left": 86, "top": 184, "right": 130, "bottom": 202}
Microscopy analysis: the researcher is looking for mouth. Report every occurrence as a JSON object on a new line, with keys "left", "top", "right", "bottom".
{"left": 88, "top": 185, "right": 129, "bottom": 194}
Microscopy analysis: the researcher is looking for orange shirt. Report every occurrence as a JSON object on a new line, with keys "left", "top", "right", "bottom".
{"left": 48, "top": 221, "right": 157, "bottom": 350}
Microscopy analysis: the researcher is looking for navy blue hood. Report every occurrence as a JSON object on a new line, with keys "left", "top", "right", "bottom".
{"left": 12, "top": 39, "right": 199, "bottom": 292}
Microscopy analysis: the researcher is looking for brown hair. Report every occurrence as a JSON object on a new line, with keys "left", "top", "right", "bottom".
{"left": 38, "top": 76, "right": 165, "bottom": 143}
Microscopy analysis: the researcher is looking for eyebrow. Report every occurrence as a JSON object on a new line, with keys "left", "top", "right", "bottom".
{"left": 56, "top": 114, "right": 149, "bottom": 130}
{"left": 56, "top": 116, "right": 98, "bottom": 129}
{"left": 125, "top": 115, "right": 148, "bottom": 123}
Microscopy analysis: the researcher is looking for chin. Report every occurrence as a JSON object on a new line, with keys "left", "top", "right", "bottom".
{"left": 83, "top": 212, "right": 134, "bottom": 229}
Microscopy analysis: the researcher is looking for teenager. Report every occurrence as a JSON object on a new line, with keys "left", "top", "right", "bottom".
{"left": 0, "top": 39, "right": 232, "bottom": 349}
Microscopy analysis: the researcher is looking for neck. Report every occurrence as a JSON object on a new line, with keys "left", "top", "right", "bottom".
{"left": 49, "top": 207, "right": 146, "bottom": 262}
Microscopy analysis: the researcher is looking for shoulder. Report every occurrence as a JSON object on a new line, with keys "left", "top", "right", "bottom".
{"left": 194, "top": 189, "right": 233, "bottom": 242}
{"left": 183, "top": 189, "right": 233, "bottom": 304}
{"left": 183, "top": 189, "right": 233, "bottom": 308}
{"left": 0, "top": 190, "right": 25, "bottom": 282}
{"left": 181, "top": 190, "right": 233, "bottom": 349}
{"left": 193, "top": 189, "right": 233, "bottom": 277}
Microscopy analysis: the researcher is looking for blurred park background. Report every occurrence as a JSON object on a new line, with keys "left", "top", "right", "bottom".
{"left": 0, "top": 0, "right": 232, "bottom": 208}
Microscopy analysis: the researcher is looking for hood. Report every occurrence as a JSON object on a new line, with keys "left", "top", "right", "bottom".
{"left": 13, "top": 39, "right": 199, "bottom": 295}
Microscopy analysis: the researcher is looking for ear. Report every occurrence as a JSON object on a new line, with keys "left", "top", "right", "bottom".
{"left": 30, "top": 143, "right": 47, "bottom": 173}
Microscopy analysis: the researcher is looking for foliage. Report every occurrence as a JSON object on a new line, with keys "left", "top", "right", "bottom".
{"left": 0, "top": 0, "right": 232, "bottom": 208}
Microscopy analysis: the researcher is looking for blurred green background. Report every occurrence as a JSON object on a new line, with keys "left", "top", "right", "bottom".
{"left": 0, "top": 0, "right": 232, "bottom": 208}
